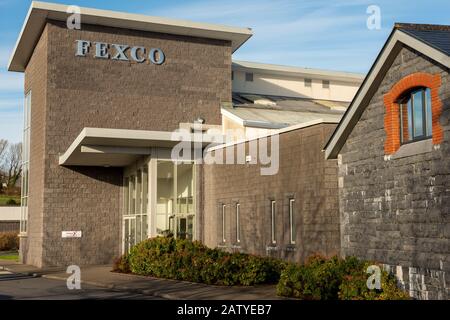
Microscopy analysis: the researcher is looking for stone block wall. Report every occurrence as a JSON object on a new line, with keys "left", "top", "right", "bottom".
{"left": 339, "top": 45, "right": 450, "bottom": 299}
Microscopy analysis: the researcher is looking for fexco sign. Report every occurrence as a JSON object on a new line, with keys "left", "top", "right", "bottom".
{"left": 75, "top": 40, "right": 165, "bottom": 65}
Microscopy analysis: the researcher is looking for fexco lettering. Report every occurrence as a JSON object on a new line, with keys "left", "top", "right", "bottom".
{"left": 75, "top": 40, "right": 165, "bottom": 65}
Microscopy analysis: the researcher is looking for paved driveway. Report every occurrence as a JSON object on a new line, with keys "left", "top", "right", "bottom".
{"left": 0, "top": 271, "right": 164, "bottom": 300}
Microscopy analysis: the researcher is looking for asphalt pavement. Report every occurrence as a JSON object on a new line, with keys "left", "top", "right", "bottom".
{"left": 0, "top": 270, "right": 165, "bottom": 300}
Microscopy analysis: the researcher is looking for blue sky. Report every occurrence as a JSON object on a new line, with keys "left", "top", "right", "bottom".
{"left": 1, "top": 0, "right": 449, "bottom": 143}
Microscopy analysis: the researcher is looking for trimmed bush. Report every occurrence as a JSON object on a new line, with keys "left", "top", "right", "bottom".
{"left": 277, "top": 254, "right": 410, "bottom": 300}
{"left": 113, "top": 237, "right": 285, "bottom": 286}
{"left": 113, "top": 239, "right": 410, "bottom": 299}
{"left": 0, "top": 232, "right": 19, "bottom": 251}
{"left": 5, "top": 198, "right": 18, "bottom": 205}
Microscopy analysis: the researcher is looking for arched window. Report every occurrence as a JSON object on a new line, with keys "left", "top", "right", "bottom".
{"left": 398, "top": 87, "right": 432, "bottom": 144}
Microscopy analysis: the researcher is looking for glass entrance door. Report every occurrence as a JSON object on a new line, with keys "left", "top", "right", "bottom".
{"left": 123, "top": 216, "right": 135, "bottom": 254}
{"left": 123, "top": 167, "right": 149, "bottom": 253}
{"left": 156, "top": 161, "right": 195, "bottom": 240}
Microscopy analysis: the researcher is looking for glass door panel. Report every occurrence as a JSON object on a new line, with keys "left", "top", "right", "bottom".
{"left": 123, "top": 217, "right": 136, "bottom": 253}
{"left": 156, "top": 161, "right": 175, "bottom": 236}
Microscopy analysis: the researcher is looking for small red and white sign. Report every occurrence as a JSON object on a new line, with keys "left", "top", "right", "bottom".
{"left": 62, "top": 231, "right": 82, "bottom": 238}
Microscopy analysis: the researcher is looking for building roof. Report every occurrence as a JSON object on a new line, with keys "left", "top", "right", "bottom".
{"left": 207, "top": 119, "right": 339, "bottom": 153}
{"left": 8, "top": 1, "right": 253, "bottom": 72}
{"left": 59, "top": 127, "right": 224, "bottom": 166}
{"left": 398, "top": 23, "right": 450, "bottom": 56}
{"left": 223, "top": 93, "right": 346, "bottom": 129}
{"left": 232, "top": 60, "right": 364, "bottom": 83}
{"left": 324, "top": 23, "right": 450, "bottom": 159}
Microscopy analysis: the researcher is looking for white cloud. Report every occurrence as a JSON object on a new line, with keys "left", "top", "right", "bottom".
{"left": 147, "top": 0, "right": 385, "bottom": 72}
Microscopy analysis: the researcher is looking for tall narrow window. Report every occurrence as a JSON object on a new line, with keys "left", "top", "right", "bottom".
{"left": 129, "top": 175, "right": 136, "bottom": 215}
{"left": 271, "top": 200, "right": 276, "bottom": 244}
{"left": 221, "top": 204, "right": 226, "bottom": 242}
{"left": 142, "top": 167, "right": 148, "bottom": 240}
{"left": 289, "top": 199, "right": 296, "bottom": 244}
{"left": 236, "top": 203, "right": 240, "bottom": 243}
{"left": 123, "top": 177, "right": 129, "bottom": 215}
{"left": 20, "top": 91, "right": 31, "bottom": 234}
{"left": 399, "top": 87, "right": 432, "bottom": 144}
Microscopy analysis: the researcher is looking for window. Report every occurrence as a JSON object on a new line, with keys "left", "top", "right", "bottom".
{"left": 156, "top": 161, "right": 195, "bottom": 239}
{"left": 236, "top": 203, "right": 240, "bottom": 243}
{"left": 20, "top": 91, "right": 31, "bottom": 234}
{"left": 289, "top": 199, "right": 295, "bottom": 244}
{"left": 245, "top": 72, "right": 253, "bottom": 82}
{"left": 399, "top": 87, "right": 432, "bottom": 144}
{"left": 322, "top": 80, "right": 330, "bottom": 89}
{"left": 231, "top": 71, "right": 234, "bottom": 81}
{"left": 270, "top": 200, "right": 276, "bottom": 244}
{"left": 222, "top": 204, "right": 226, "bottom": 242}
{"left": 304, "top": 78, "right": 312, "bottom": 87}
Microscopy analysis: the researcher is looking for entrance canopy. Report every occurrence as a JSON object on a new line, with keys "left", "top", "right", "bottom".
{"left": 59, "top": 127, "right": 223, "bottom": 167}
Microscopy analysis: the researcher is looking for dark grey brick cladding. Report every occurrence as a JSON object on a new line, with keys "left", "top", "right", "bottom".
{"left": 22, "top": 20, "right": 232, "bottom": 267}
{"left": 202, "top": 123, "right": 341, "bottom": 263}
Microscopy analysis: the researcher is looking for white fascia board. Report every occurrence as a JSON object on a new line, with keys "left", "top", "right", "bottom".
{"left": 9, "top": 1, "right": 253, "bottom": 72}
{"left": 221, "top": 108, "right": 290, "bottom": 129}
{"left": 232, "top": 60, "right": 365, "bottom": 83}
{"left": 221, "top": 108, "right": 245, "bottom": 126}
{"left": 58, "top": 127, "right": 88, "bottom": 165}
{"left": 59, "top": 127, "right": 225, "bottom": 165}
{"left": 207, "top": 118, "right": 338, "bottom": 153}
{"left": 324, "top": 29, "right": 450, "bottom": 160}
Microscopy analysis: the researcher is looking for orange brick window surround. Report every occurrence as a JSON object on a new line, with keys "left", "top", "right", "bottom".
{"left": 383, "top": 72, "right": 443, "bottom": 154}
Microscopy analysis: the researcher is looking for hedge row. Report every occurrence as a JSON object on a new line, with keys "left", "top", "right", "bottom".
{"left": 113, "top": 237, "right": 285, "bottom": 286}
{"left": 0, "top": 232, "right": 19, "bottom": 251}
{"left": 277, "top": 255, "right": 410, "bottom": 300}
{"left": 113, "top": 237, "right": 410, "bottom": 299}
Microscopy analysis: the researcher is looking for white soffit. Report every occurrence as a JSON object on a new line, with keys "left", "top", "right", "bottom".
{"left": 8, "top": 1, "right": 253, "bottom": 72}
{"left": 324, "top": 29, "right": 450, "bottom": 159}
{"left": 59, "top": 127, "right": 224, "bottom": 167}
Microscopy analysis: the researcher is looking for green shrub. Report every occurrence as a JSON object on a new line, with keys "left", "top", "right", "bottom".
{"left": 338, "top": 262, "right": 410, "bottom": 300}
{"left": 277, "top": 255, "right": 410, "bottom": 300}
{"left": 115, "top": 237, "right": 284, "bottom": 286}
{"left": 0, "top": 232, "right": 19, "bottom": 251}
{"left": 112, "top": 254, "right": 130, "bottom": 273}
{"left": 5, "top": 198, "right": 17, "bottom": 205}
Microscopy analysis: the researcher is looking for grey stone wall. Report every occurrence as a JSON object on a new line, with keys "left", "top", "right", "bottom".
{"left": 22, "top": 20, "right": 232, "bottom": 267}
{"left": 339, "top": 45, "right": 450, "bottom": 299}
{"left": 203, "top": 123, "right": 341, "bottom": 263}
